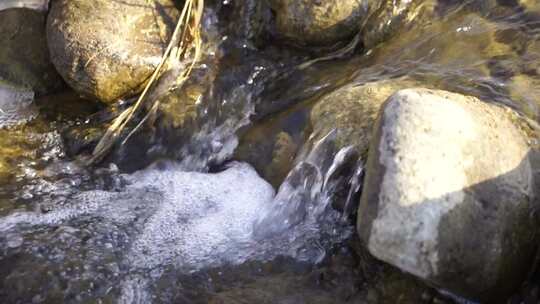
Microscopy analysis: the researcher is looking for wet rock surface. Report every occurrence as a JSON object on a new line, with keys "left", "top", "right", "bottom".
{"left": 358, "top": 88, "right": 540, "bottom": 302}
{"left": 47, "top": 0, "right": 180, "bottom": 103}
{"left": 0, "top": 8, "right": 63, "bottom": 95}
{"left": 268, "top": 0, "right": 380, "bottom": 47}
{"left": 361, "top": 0, "right": 437, "bottom": 49}
{"left": 309, "top": 77, "right": 421, "bottom": 157}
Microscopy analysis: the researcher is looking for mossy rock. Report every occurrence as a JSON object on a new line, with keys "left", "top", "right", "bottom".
{"left": 310, "top": 77, "right": 420, "bottom": 158}
{"left": 47, "top": 0, "right": 180, "bottom": 103}
{"left": 268, "top": 0, "right": 381, "bottom": 47}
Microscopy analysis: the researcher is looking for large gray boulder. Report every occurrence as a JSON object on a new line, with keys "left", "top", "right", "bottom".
{"left": 47, "top": 0, "right": 179, "bottom": 103}
{"left": 0, "top": 8, "right": 63, "bottom": 95}
{"left": 358, "top": 88, "right": 539, "bottom": 302}
{"left": 268, "top": 0, "right": 381, "bottom": 47}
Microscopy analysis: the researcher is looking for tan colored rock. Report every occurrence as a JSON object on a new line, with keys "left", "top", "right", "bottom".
{"left": 269, "top": 0, "right": 381, "bottom": 46}
{"left": 47, "top": 0, "right": 179, "bottom": 103}
{"left": 235, "top": 127, "right": 301, "bottom": 189}
{"left": 310, "top": 77, "right": 420, "bottom": 156}
{"left": 361, "top": 0, "right": 437, "bottom": 49}
{"left": 264, "top": 132, "right": 298, "bottom": 187}
{"left": 358, "top": 88, "right": 538, "bottom": 302}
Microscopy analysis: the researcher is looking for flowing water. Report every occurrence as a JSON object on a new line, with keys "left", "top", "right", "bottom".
{"left": 1, "top": 1, "right": 540, "bottom": 303}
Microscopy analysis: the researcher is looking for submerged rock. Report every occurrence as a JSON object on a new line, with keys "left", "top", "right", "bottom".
{"left": 507, "top": 41, "right": 540, "bottom": 118}
{"left": 509, "top": 74, "right": 540, "bottom": 118}
{"left": 268, "top": 0, "right": 380, "bottom": 47}
{"left": 358, "top": 88, "right": 539, "bottom": 302}
{"left": 47, "top": 0, "right": 180, "bottom": 103}
{"left": 0, "top": 8, "right": 63, "bottom": 95}
{"left": 361, "top": 0, "right": 437, "bottom": 49}
{"left": 520, "top": 0, "right": 540, "bottom": 12}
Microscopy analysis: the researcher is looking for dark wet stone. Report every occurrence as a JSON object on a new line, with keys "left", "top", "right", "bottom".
{"left": 0, "top": 8, "right": 64, "bottom": 95}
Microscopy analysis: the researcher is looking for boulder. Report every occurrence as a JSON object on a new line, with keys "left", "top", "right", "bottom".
{"left": 358, "top": 88, "right": 539, "bottom": 302}
{"left": 366, "top": 13, "right": 511, "bottom": 66}
{"left": 0, "top": 8, "right": 63, "bottom": 95}
{"left": 268, "top": 0, "right": 381, "bottom": 47}
{"left": 310, "top": 78, "right": 420, "bottom": 156}
{"left": 47, "top": 0, "right": 180, "bottom": 103}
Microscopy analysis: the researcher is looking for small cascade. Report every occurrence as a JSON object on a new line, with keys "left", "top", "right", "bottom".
{"left": 0, "top": 129, "right": 364, "bottom": 301}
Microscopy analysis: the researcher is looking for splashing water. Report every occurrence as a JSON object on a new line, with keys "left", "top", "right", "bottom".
{"left": 0, "top": 0, "right": 49, "bottom": 12}
{"left": 0, "top": 83, "right": 37, "bottom": 128}
{"left": 0, "top": 129, "right": 360, "bottom": 301}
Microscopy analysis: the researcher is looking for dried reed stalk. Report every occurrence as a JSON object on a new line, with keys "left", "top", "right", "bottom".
{"left": 88, "top": 0, "right": 204, "bottom": 164}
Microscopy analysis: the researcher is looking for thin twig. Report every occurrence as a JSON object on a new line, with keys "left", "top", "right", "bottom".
{"left": 89, "top": 0, "right": 205, "bottom": 164}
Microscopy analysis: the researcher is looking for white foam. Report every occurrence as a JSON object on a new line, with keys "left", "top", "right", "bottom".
{"left": 0, "top": 158, "right": 354, "bottom": 301}
{"left": 124, "top": 162, "right": 275, "bottom": 270}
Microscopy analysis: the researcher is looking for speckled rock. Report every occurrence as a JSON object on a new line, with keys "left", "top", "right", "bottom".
{"left": 47, "top": 0, "right": 180, "bottom": 103}
{"left": 0, "top": 8, "right": 63, "bottom": 95}
{"left": 268, "top": 0, "right": 381, "bottom": 47}
{"left": 358, "top": 88, "right": 539, "bottom": 302}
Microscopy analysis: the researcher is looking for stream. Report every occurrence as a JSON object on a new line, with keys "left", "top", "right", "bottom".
{"left": 1, "top": 0, "right": 540, "bottom": 303}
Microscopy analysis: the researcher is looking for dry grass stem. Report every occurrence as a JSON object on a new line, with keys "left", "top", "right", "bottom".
{"left": 89, "top": 0, "right": 205, "bottom": 164}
